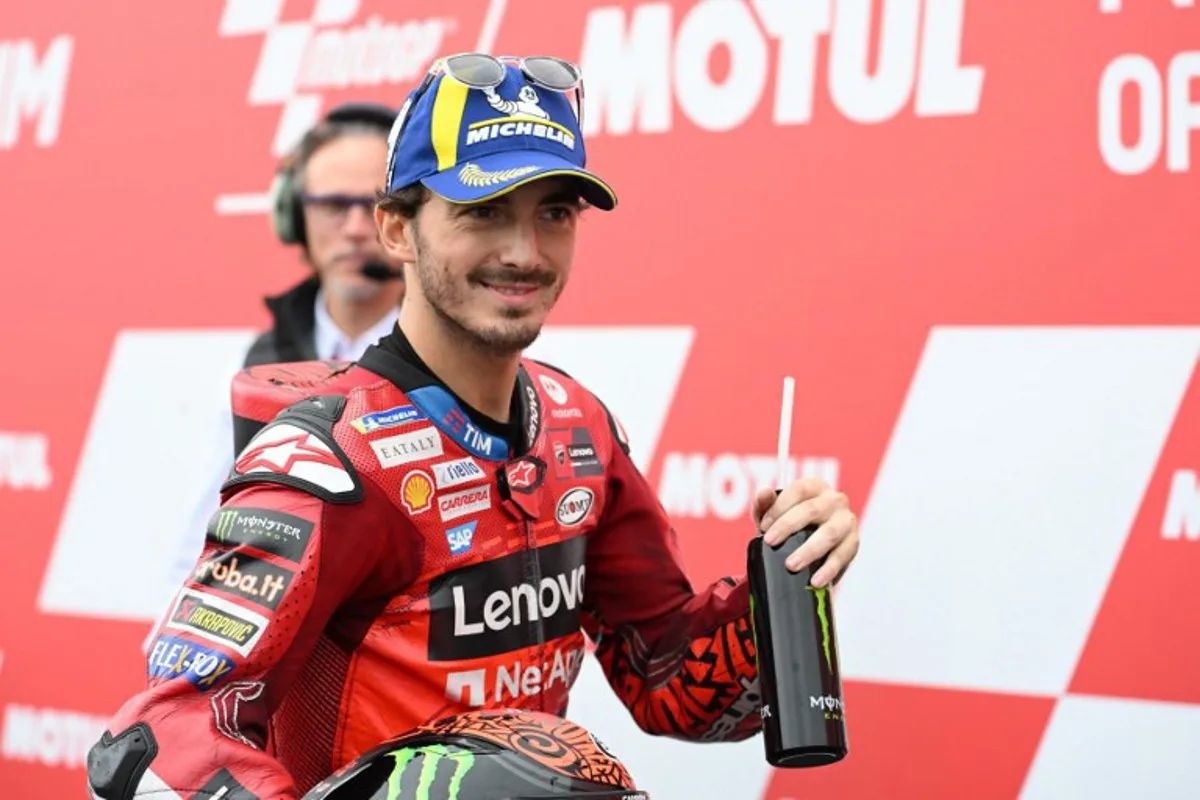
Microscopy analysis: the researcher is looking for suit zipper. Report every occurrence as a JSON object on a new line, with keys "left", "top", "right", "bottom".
{"left": 523, "top": 517, "right": 545, "bottom": 711}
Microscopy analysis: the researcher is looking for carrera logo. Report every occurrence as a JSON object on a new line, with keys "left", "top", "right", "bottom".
{"left": 370, "top": 427, "right": 443, "bottom": 468}
{"left": 427, "top": 536, "right": 587, "bottom": 661}
{"left": 440, "top": 485, "right": 492, "bottom": 521}
{"left": 556, "top": 488, "right": 595, "bottom": 527}
{"left": 401, "top": 470, "right": 434, "bottom": 515}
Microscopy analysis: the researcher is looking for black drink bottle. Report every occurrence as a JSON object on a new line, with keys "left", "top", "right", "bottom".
{"left": 748, "top": 522, "right": 849, "bottom": 768}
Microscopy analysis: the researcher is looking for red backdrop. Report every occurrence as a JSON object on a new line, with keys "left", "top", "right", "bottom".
{"left": 1, "top": 1, "right": 1198, "bottom": 797}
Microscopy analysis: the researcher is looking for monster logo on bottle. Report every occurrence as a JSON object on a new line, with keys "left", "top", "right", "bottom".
{"left": 808, "top": 586, "right": 832, "bottom": 672}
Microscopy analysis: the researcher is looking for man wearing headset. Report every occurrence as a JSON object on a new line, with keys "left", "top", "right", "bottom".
{"left": 252, "top": 100, "right": 407, "bottom": 367}
{"left": 148, "top": 103, "right": 408, "bottom": 637}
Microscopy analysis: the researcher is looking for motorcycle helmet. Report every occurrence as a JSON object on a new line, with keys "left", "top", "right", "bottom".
{"left": 302, "top": 708, "right": 647, "bottom": 799}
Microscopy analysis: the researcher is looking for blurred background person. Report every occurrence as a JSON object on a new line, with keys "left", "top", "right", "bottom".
{"left": 147, "top": 102, "right": 406, "bottom": 637}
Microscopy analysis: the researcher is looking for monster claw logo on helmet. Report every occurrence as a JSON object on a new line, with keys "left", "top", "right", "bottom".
{"left": 303, "top": 708, "right": 645, "bottom": 799}
{"left": 386, "top": 745, "right": 475, "bottom": 800}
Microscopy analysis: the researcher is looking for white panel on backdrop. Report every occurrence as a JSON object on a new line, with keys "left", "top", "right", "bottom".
{"left": 36, "top": 326, "right": 695, "bottom": 622}
{"left": 1021, "top": 695, "right": 1200, "bottom": 799}
{"left": 834, "top": 327, "right": 1200, "bottom": 695}
{"left": 523, "top": 325, "right": 695, "bottom": 473}
{"left": 37, "top": 330, "right": 258, "bottom": 621}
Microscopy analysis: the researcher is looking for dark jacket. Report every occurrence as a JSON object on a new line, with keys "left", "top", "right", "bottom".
{"left": 242, "top": 277, "right": 321, "bottom": 368}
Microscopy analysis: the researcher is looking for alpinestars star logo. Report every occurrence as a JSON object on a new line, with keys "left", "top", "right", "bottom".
{"left": 214, "top": 0, "right": 509, "bottom": 215}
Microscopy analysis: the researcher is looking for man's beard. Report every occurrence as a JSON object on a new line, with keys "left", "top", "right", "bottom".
{"left": 412, "top": 231, "right": 561, "bottom": 357}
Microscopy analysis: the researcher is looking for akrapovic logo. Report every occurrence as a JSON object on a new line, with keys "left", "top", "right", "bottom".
{"left": 427, "top": 537, "right": 587, "bottom": 661}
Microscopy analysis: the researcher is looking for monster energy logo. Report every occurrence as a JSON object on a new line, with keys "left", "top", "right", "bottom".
{"left": 809, "top": 586, "right": 833, "bottom": 673}
{"left": 204, "top": 507, "right": 314, "bottom": 564}
{"left": 387, "top": 745, "right": 475, "bottom": 800}
{"left": 214, "top": 510, "right": 238, "bottom": 540}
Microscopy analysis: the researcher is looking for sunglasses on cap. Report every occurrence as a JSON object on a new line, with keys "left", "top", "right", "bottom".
{"left": 385, "top": 53, "right": 585, "bottom": 191}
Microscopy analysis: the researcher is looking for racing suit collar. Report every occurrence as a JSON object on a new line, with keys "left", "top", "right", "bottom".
{"left": 358, "top": 329, "right": 540, "bottom": 455}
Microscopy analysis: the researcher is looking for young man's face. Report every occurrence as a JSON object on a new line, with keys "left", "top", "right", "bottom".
{"left": 379, "top": 178, "right": 583, "bottom": 354}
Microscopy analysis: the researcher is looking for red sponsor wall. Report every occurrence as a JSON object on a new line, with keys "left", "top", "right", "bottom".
{"left": 1, "top": 1, "right": 1197, "bottom": 797}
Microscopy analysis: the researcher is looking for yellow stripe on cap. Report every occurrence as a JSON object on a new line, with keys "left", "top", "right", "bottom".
{"left": 430, "top": 77, "right": 470, "bottom": 171}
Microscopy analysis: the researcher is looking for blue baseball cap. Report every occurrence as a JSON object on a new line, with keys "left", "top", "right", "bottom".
{"left": 385, "top": 63, "right": 617, "bottom": 210}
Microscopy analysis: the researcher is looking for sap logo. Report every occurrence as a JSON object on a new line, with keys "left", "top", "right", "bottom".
{"left": 579, "top": 0, "right": 984, "bottom": 136}
{"left": 0, "top": 35, "right": 73, "bottom": 150}
{"left": 453, "top": 566, "right": 586, "bottom": 637}
{"left": 444, "top": 645, "right": 586, "bottom": 707}
{"left": 0, "top": 704, "right": 108, "bottom": 769}
{"left": 1162, "top": 469, "right": 1200, "bottom": 540}
{"left": 657, "top": 453, "right": 840, "bottom": 520}
{"left": 446, "top": 521, "right": 477, "bottom": 555}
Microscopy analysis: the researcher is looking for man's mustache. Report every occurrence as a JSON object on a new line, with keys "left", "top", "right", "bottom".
{"left": 470, "top": 267, "right": 557, "bottom": 288}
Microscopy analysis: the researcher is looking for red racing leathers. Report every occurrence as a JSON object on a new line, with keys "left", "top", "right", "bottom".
{"left": 87, "top": 340, "right": 761, "bottom": 800}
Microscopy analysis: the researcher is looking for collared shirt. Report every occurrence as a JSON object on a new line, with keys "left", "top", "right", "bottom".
{"left": 313, "top": 286, "right": 400, "bottom": 361}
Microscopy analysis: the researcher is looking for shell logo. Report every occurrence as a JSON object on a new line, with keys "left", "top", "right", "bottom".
{"left": 401, "top": 470, "right": 434, "bottom": 515}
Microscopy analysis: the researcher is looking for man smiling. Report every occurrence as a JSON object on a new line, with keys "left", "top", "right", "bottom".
{"left": 87, "top": 54, "right": 861, "bottom": 800}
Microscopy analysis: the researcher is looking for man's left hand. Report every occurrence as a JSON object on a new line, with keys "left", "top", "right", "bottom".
{"left": 752, "top": 478, "right": 860, "bottom": 588}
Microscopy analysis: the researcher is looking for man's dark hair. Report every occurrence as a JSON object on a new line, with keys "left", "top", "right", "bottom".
{"left": 375, "top": 184, "right": 430, "bottom": 219}
{"left": 375, "top": 180, "right": 591, "bottom": 220}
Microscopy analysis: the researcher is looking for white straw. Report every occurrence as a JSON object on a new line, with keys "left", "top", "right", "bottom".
{"left": 776, "top": 376, "right": 795, "bottom": 491}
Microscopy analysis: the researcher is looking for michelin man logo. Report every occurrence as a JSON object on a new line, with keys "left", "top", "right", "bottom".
{"left": 484, "top": 85, "right": 548, "bottom": 120}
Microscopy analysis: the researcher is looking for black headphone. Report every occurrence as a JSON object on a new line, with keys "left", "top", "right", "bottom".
{"left": 269, "top": 101, "right": 398, "bottom": 247}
